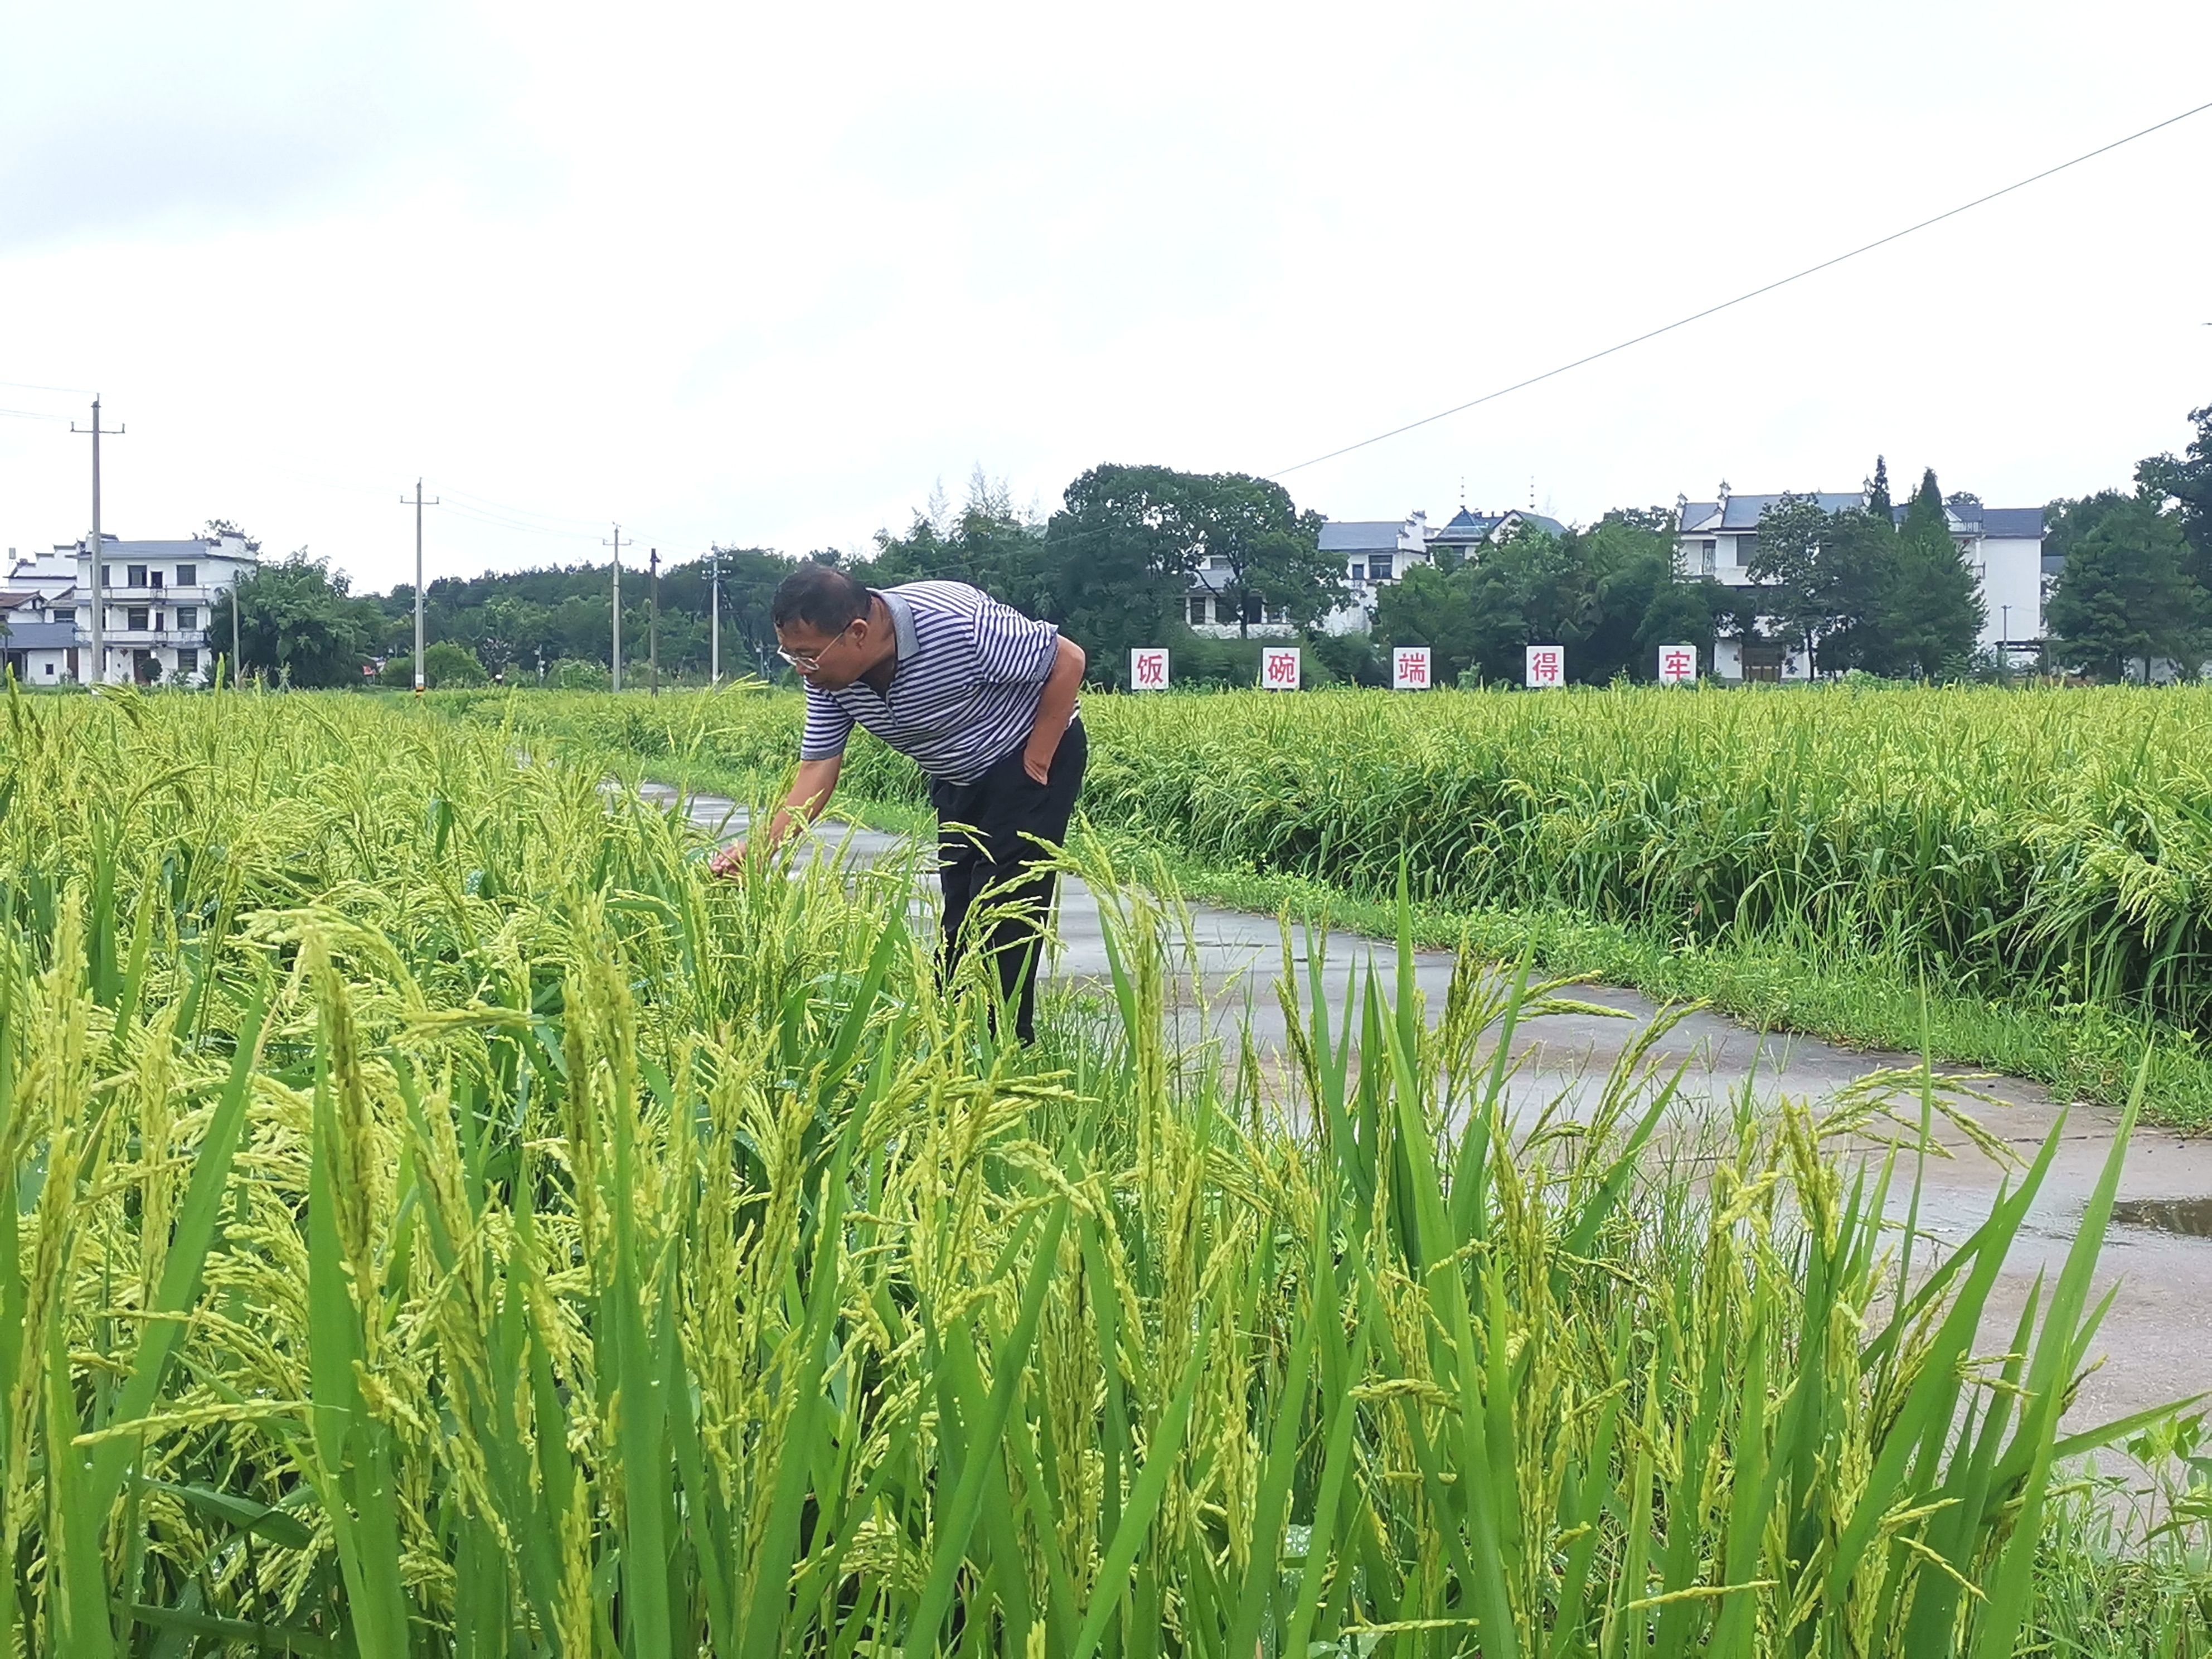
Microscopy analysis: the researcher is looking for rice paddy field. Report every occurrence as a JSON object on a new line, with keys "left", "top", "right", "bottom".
{"left": 493, "top": 682, "right": 2212, "bottom": 1124}
{"left": 1, "top": 686, "right": 2209, "bottom": 1653}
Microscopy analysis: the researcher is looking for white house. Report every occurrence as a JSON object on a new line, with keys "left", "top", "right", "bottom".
{"left": 1675, "top": 487, "right": 2045, "bottom": 679}
{"left": 6, "top": 532, "right": 259, "bottom": 686}
{"left": 2, "top": 549, "right": 85, "bottom": 685}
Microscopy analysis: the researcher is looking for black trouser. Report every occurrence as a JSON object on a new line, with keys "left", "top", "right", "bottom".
{"left": 927, "top": 719, "right": 1087, "bottom": 1044}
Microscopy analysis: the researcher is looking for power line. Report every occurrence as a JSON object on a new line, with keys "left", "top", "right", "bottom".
{"left": 1268, "top": 95, "right": 2212, "bottom": 479}
{"left": 429, "top": 484, "right": 610, "bottom": 532}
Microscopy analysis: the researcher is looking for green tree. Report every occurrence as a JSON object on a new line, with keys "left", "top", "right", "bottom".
{"left": 382, "top": 643, "right": 488, "bottom": 688}
{"left": 1041, "top": 464, "right": 1204, "bottom": 686}
{"left": 1376, "top": 515, "right": 1724, "bottom": 685}
{"left": 1579, "top": 512, "right": 1724, "bottom": 681}
{"left": 1468, "top": 525, "right": 1597, "bottom": 676}
{"left": 2045, "top": 490, "right": 2205, "bottom": 680}
{"left": 858, "top": 469, "right": 1050, "bottom": 614}
{"left": 200, "top": 518, "right": 263, "bottom": 552}
{"left": 2137, "top": 401, "right": 2212, "bottom": 591}
{"left": 1036, "top": 463, "right": 1338, "bottom": 677}
{"left": 1179, "top": 473, "right": 1338, "bottom": 637}
{"left": 1747, "top": 493, "right": 1889, "bottom": 671}
{"left": 1872, "top": 468, "right": 1984, "bottom": 678}
{"left": 425, "top": 641, "right": 488, "bottom": 686}
{"left": 212, "top": 550, "right": 381, "bottom": 687}
{"left": 1865, "top": 455, "right": 1892, "bottom": 519}
{"left": 1375, "top": 562, "right": 1487, "bottom": 682}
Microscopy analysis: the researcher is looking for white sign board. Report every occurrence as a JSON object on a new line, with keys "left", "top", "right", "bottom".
{"left": 1525, "top": 644, "right": 1565, "bottom": 688}
{"left": 1392, "top": 646, "right": 1433, "bottom": 690}
{"left": 1129, "top": 647, "right": 1169, "bottom": 690}
{"left": 1656, "top": 644, "right": 1697, "bottom": 685}
{"left": 1260, "top": 646, "right": 1302, "bottom": 691}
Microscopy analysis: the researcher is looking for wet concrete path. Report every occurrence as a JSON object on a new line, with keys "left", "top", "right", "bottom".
{"left": 644, "top": 785, "right": 2212, "bottom": 1434}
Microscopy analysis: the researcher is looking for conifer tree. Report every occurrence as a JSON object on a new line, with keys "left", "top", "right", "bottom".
{"left": 1874, "top": 469, "right": 1984, "bottom": 677}
{"left": 1865, "top": 455, "right": 1892, "bottom": 518}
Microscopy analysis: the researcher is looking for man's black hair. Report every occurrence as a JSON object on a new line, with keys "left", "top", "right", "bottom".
{"left": 772, "top": 563, "right": 874, "bottom": 635}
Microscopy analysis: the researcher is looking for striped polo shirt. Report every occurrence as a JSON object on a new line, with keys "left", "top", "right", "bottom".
{"left": 799, "top": 581, "right": 1071, "bottom": 784}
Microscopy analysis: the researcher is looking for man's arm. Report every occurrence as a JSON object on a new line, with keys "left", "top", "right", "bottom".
{"left": 1022, "top": 636, "right": 1086, "bottom": 784}
{"left": 710, "top": 755, "right": 842, "bottom": 875}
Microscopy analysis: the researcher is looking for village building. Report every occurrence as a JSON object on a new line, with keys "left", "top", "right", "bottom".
{"left": 3, "top": 531, "right": 259, "bottom": 686}
{"left": 1675, "top": 488, "right": 2047, "bottom": 680}
{"left": 1185, "top": 506, "right": 1569, "bottom": 639}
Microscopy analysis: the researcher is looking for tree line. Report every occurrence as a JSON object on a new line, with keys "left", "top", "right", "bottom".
{"left": 203, "top": 398, "right": 2210, "bottom": 688}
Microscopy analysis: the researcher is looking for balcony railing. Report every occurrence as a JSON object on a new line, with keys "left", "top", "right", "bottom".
{"left": 94, "top": 584, "right": 218, "bottom": 602}
{"left": 103, "top": 629, "right": 207, "bottom": 647}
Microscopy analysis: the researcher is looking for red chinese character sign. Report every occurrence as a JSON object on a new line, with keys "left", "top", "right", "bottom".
{"left": 1656, "top": 644, "right": 1697, "bottom": 685}
{"left": 1525, "top": 645, "right": 1565, "bottom": 688}
{"left": 1392, "top": 646, "right": 1432, "bottom": 690}
{"left": 1129, "top": 647, "right": 1169, "bottom": 690}
{"left": 1260, "top": 646, "right": 1301, "bottom": 690}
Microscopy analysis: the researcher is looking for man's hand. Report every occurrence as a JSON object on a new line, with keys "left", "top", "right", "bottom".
{"left": 1021, "top": 636, "right": 1085, "bottom": 786}
{"left": 714, "top": 755, "right": 842, "bottom": 880}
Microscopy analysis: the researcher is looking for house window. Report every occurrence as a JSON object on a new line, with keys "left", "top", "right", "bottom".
{"left": 127, "top": 607, "right": 149, "bottom": 630}
{"left": 1348, "top": 562, "right": 1365, "bottom": 581}
{"left": 127, "top": 564, "right": 148, "bottom": 588}
{"left": 176, "top": 648, "right": 198, "bottom": 676}
{"left": 1241, "top": 594, "right": 1264, "bottom": 625}
{"left": 175, "top": 564, "right": 196, "bottom": 587}
{"left": 1733, "top": 536, "right": 1757, "bottom": 565}
{"left": 177, "top": 605, "right": 197, "bottom": 629}
{"left": 1189, "top": 595, "right": 1210, "bottom": 625}
{"left": 149, "top": 570, "right": 165, "bottom": 590}
{"left": 1370, "top": 554, "right": 1394, "bottom": 581}
{"left": 41, "top": 663, "right": 52, "bottom": 676}
{"left": 154, "top": 611, "right": 167, "bottom": 632}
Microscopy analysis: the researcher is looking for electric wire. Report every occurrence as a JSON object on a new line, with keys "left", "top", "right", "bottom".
{"left": 1267, "top": 95, "right": 2212, "bottom": 479}
{"left": 0, "top": 378, "right": 96, "bottom": 397}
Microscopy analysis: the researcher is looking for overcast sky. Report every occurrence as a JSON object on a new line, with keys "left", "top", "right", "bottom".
{"left": 3, "top": 0, "right": 2207, "bottom": 591}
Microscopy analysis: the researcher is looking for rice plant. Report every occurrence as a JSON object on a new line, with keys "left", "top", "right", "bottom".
{"left": 0, "top": 685, "right": 2200, "bottom": 1654}
{"left": 472, "top": 682, "right": 2212, "bottom": 1035}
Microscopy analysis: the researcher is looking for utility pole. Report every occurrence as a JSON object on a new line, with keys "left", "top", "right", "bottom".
{"left": 648, "top": 547, "right": 660, "bottom": 696}
{"left": 710, "top": 546, "right": 721, "bottom": 687}
{"left": 402, "top": 481, "right": 441, "bottom": 693}
{"left": 603, "top": 525, "right": 624, "bottom": 691}
{"left": 71, "top": 396, "right": 123, "bottom": 688}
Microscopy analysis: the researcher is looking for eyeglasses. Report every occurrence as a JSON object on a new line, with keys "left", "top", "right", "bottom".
{"left": 775, "top": 620, "right": 857, "bottom": 672}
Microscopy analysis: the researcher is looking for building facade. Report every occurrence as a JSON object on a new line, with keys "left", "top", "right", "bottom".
{"left": 3, "top": 533, "right": 258, "bottom": 686}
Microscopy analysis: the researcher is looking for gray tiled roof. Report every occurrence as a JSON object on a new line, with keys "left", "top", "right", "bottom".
{"left": 1679, "top": 493, "right": 1866, "bottom": 532}
{"left": 1981, "top": 507, "right": 2044, "bottom": 539}
{"left": 1432, "top": 508, "right": 1504, "bottom": 542}
{"left": 2, "top": 622, "right": 79, "bottom": 648}
{"left": 1318, "top": 520, "right": 1409, "bottom": 553}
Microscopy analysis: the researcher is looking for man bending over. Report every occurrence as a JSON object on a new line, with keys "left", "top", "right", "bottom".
{"left": 713, "top": 563, "right": 1086, "bottom": 1045}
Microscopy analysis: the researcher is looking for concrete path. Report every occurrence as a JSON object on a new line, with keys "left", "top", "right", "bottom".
{"left": 646, "top": 785, "right": 2212, "bottom": 1435}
